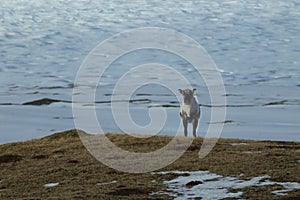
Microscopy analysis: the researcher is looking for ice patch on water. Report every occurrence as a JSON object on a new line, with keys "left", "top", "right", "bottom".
{"left": 153, "top": 171, "right": 300, "bottom": 200}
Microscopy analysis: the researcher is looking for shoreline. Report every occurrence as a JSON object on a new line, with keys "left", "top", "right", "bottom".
{"left": 1, "top": 87, "right": 300, "bottom": 145}
{"left": 1, "top": 127, "right": 299, "bottom": 147}
{"left": 0, "top": 129, "right": 299, "bottom": 199}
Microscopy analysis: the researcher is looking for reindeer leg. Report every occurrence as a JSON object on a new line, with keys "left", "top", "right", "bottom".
{"left": 183, "top": 118, "right": 188, "bottom": 137}
{"left": 192, "top": 118, "right": 198, "bottom": 137}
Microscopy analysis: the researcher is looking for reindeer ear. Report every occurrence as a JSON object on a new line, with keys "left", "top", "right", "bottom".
{"left": 192, "top": 88, "right": 197, "bottom": 94}
{"left": 178, "top": 89, "right": 184, "bottom": 95}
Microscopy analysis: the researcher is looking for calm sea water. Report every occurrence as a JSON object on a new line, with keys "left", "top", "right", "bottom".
{"left": 1, "top": 0, "right": 299, "bottom": 143}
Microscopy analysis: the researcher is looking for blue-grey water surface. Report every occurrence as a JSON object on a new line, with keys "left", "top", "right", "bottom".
{"left": 0, "top": 0, "right": 299, "bottom": 143}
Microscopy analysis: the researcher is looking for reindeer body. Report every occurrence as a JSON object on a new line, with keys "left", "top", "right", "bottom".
{"left": 179, "top": 88, "right": 200, "bottom": 137}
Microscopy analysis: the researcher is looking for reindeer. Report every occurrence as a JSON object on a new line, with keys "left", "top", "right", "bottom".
{"left": 179, "top": 88, "right": 200, "bottom": 137}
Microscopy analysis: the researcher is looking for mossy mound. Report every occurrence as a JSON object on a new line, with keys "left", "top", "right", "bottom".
{"left": 0, "top": 130, "right": 299, "bottom": 199}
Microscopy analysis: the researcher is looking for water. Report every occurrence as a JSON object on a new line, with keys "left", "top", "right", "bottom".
{"left": 1, "top": 0, "right": 299, "bottom": 143}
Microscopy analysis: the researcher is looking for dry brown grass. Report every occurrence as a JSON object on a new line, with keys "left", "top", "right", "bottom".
{"left": 0, "top": 130, "right": 299, "bottom": 199}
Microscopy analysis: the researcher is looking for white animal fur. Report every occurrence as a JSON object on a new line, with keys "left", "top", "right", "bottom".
{"left": 179, "top": 88, "right": 200, "bottom": 137}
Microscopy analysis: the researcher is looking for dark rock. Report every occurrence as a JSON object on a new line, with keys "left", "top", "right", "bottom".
{"left": 263, "top": 100, "right": 288, "bottom": 106}
{"left": 67, "top": 159, "right": 79, "bottom": 164}
{"left": 108, "top": 188, "right": 150, "bottom": 196}
{"left": 186, "top": 180, "right": 203, "bottom": 188}
{"left": 0, "top": 154, "right": 22, "bottom": 163}
{"left": 32, "top": 154, "right": 48, "bottom": 160}
{"left": 23, "top": 98, "right": 61, "bottom": 106}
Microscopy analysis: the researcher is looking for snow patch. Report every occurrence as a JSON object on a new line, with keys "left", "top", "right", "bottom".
{"left": 43, "top": 182, "right": 59, "bottom": 188}
{"left": 230, "top": 143, "right": 248, "bottom": 146}
{"left": 97, "top": 180, "right": 117, "bottom": 186}
{"left": 153, "top": 171, "right": 300, "bottom": 200}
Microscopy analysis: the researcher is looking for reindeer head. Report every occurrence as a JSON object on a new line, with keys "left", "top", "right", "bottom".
{"left": 178, "top": 88, "right": 196, "bottom": 104}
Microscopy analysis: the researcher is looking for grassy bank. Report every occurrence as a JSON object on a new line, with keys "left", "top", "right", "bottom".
{"left": 0, "top": 130, "right": 299, "bottom": 199}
